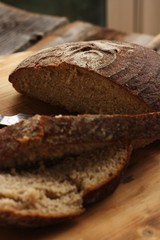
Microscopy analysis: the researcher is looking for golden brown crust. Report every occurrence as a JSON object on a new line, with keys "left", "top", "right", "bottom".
{"left": 9, "top": 40, "right": 160, "bottom": 112}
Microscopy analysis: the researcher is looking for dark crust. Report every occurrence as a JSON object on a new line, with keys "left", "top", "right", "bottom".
{"left": 9, "top": 40, "right": 160, "bottom": 111}
{"left": 0, "top": 208, "right": 83, "bottom": 228}
{"left": 0, "top": 112, "right": 160, "bottom": 168}
{"left": 84, "top": 174, "right": 121, "bottom": 206}
{"left": 83, "top": 145, "right": 132, "bottom": 205}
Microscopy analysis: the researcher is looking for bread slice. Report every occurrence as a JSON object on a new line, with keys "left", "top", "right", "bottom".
{"left": 0, "top": 112, "right": 159, "bottom": 169}
{"left": 0, "top": 144, "right": 131, "bottom": 227}
{"left": 9, "top": 40, "right": 160, "bottom": 114}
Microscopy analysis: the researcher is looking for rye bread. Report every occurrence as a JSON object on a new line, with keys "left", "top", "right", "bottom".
{"left": 0, "top": 112, "right": 159, "bottom": 169}
{"left": 9, "top": 40, "right": 160, "bottom": 114}
{"left": 0, "top": 144, "right": 131, "bottom": 227}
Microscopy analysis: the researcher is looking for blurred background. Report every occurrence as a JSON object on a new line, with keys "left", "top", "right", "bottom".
{"left": 1, "top": 0, "right": 160, "bottom": 35}
{"left": 0, "top": 0, "right": 106, "bottom": 26}
{"left": 107, "top": 0, "right": 160, "bottom": 35}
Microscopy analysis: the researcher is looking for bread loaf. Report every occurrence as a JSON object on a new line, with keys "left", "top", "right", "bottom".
{"left": 0, "top": 144, "right": 131, "bottom": 227}
{"left": 9, "top": 40, "right": 160, "bottom": 114}
{"left": 0, "top": 112, "right": 160, "bottom": 169}
{"left": 5, "top": 40, "right": 160, "bottom": 227}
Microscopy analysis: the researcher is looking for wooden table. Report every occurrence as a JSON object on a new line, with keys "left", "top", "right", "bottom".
{"left": 0, "top": 2, "right": 155, "bottom": 55}
{"left": 0, "top": 2, "right": 160, "bottom": 240}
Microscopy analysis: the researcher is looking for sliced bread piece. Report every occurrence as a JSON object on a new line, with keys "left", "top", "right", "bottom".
{"left": 0, "top": 144, "right": 131, "bottom": 227}
{"left": 9, "top": 40, "right": 160, "bottom": 114}
{"left": 0, "top": 113, "right": 159, "bottom": 169}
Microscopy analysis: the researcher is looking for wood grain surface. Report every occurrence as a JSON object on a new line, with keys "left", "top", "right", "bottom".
{"left": 0, "top": 2, "right": 154, "bottom": 55}
{"left": 0, "top": 2, "right": 68, "bottom": 55}
{"left": 0, "top": 52, "right": 160, "bottom": 239}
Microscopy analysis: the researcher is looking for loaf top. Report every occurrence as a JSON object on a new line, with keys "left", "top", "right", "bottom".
{"left": 10, "top": 40, "right": 160, "bottom": 111}
{"left": 13, "top": 40, "right": 147, "bottom": 75}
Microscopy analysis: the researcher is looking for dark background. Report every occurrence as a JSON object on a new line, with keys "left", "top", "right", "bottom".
{"left": 1, "top": 0, "right": 106, "bottom": 26}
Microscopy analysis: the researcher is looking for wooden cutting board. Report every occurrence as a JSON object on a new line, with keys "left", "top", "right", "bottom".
{"left": 0, "top": 52, "right": 160, "bottom": 240}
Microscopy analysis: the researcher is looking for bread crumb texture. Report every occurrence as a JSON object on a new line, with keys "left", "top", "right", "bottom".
{"left": 0, "top": 144, "right": 129, "bottom": 226}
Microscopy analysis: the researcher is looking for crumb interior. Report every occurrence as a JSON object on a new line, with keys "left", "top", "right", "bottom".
{"left": 0, "top": 145, "right": 129, "bottom": 217}
{"left": 12, "top": 66, "right": 150, "bottom": 114}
